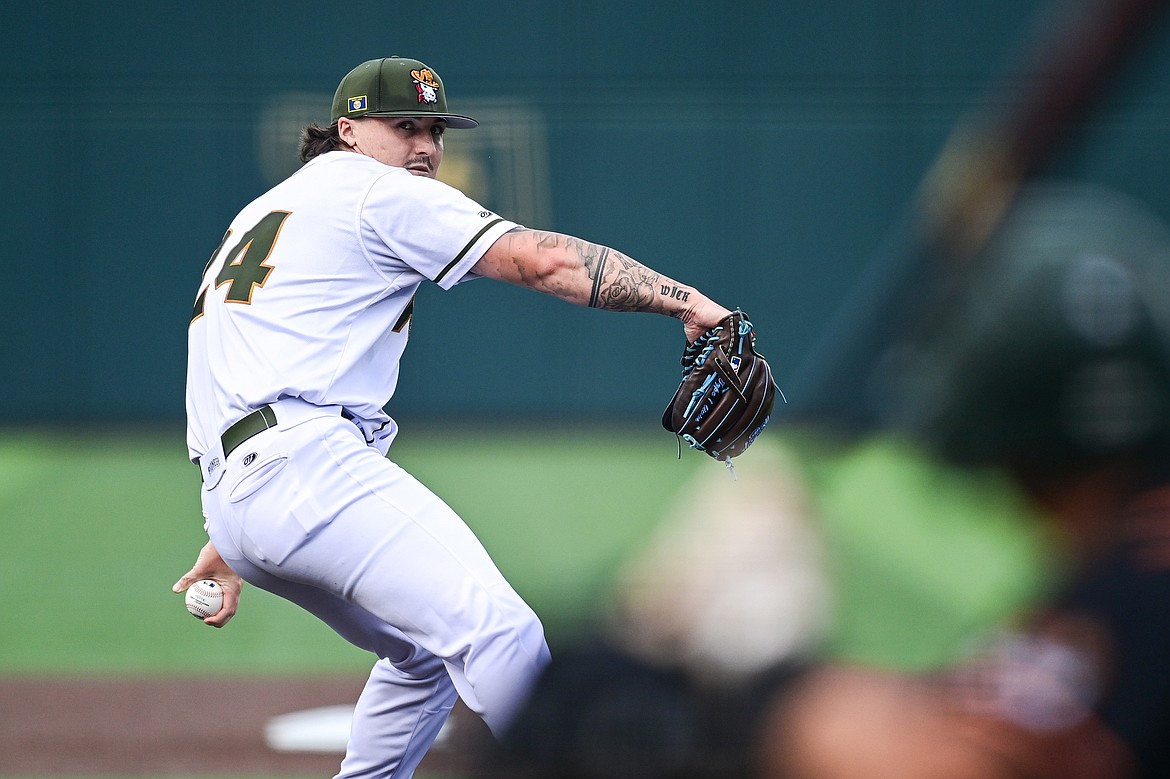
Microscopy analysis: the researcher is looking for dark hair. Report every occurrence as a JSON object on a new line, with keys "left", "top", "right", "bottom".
{"left": 299, "top": 121, "right": 346, "bottom": 162}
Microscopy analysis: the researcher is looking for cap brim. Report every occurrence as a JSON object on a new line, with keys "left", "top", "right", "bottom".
{"left": 364, "top": 110, "right": 479, "bottom": 129}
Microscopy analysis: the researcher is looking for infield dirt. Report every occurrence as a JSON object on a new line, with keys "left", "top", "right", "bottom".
{"left": 0, "top": 675, "right": 486, "bottom": 776}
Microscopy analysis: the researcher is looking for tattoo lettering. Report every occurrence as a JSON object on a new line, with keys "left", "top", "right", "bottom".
{"left": 660, "top": 284, "right": 691, "bottom": 302}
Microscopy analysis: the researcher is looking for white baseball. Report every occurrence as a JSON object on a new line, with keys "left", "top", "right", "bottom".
{"left": 185, "top": 579, "right": 224, "bottom": 619}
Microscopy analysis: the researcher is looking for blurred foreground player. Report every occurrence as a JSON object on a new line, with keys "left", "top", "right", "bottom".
{"left": 483, "top": 182, "right": 1170, "bottom": 779}
{"left": 758, "top": 182, "right": 1170, "bottom": 779}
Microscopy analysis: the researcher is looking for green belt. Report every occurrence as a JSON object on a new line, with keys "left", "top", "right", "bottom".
{"left": 221, "top": 405, "right": 278, "bottom": 458}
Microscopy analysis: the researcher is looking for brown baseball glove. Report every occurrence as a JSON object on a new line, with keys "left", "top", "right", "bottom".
{"left": 661, "top": 310, "right": 781, "bottom": 463}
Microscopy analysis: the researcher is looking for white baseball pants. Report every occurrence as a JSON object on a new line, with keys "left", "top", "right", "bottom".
{"left": 199, "top": 399, "right": 551, "bottom": 778}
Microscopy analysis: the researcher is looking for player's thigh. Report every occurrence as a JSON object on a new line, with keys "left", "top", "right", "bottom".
{"left": 218, "top": 543, "right": 438, "bottom": 669}
{"left": 229, "top": 416, "right": 538, "bottom": 646}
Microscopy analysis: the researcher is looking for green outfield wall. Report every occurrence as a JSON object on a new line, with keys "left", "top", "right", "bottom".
{"left": 4, "top": 0, "right": 1170, "bottom": 424}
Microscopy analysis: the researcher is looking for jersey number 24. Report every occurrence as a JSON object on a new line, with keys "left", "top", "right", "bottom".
{"left": 190, "top": 210, "right": 291, "bottom": 323}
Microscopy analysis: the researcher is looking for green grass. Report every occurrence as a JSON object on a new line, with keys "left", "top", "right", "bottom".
{"left": 0, "top": 424, "right": 704, "bottom": 674}
{"left": 0, "top": 426, "right": 1052, "bottom": 676}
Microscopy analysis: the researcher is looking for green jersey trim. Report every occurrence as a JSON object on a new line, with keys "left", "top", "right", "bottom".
{"left": 435, "top": 218, "right": 505, "bottom": 284}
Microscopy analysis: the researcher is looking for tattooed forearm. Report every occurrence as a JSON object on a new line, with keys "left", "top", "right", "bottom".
{"left": 595, "top": 252, "right": 662, "bottom": 312}
{"left": 531, "top": 232, "right": 611, "bottom": 306}
{"left": 510, "top": 229, "right": 698, "bottom": 316}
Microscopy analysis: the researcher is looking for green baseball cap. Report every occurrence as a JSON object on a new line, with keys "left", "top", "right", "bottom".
{"left": 330, "top": 56, "right": 478, "bottom": 128}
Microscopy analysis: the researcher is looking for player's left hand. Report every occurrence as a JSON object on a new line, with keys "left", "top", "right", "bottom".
{"left": 681, "top": 299, "right": 733, "bottom": 344}
{"left": 173, "top": 540, "right": 243, "bottom": 628}
{"left": 663, "top": 310, "right": 781, "bottom": 463}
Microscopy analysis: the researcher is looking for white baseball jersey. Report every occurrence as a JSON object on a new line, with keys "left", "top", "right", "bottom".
{"left": 186, "top": 151, "right": 520, "bottom": 461}
{"left": 186, "top": 150, "right": 550, "bottom": 775}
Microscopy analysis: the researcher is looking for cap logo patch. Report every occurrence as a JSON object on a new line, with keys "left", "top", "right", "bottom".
{"left": 411, "top": 68, "right": 440, "bottom": 105}
{"left": 348, "top": 95, "right": 367, "bottom": 112}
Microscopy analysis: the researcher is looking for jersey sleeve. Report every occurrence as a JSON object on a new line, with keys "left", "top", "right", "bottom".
{"left": 360, "top": 170, "right": 521, "bottom": 290}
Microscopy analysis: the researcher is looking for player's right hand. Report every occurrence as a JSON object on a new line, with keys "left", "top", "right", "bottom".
{"left": 173, "top": 540, "right": 243, "bottom": 628}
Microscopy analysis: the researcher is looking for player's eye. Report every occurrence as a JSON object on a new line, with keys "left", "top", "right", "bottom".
{"left": 431, "top": 124, "right": 446, "bottom": 138}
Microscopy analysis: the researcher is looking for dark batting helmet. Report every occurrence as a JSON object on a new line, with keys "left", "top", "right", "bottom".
{"left": 878, "top": 181, "right": 1170, "bottom": 470}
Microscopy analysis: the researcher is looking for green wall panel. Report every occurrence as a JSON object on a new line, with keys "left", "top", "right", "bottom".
{"left": 3, "top": 0, "right": 1168, "bottom": 424}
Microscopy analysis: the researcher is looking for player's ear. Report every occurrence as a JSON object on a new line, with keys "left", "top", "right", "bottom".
{"left": 337, "top": 117, "right": 357, "bottom": 147}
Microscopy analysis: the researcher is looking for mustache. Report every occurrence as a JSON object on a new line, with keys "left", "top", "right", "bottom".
{"left": 404, "top": 157, "right": 434, "bottom": 173}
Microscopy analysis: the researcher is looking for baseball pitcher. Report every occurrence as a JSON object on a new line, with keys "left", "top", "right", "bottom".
{"left": 173, "top": 56, "right": 745, "bottom": 778}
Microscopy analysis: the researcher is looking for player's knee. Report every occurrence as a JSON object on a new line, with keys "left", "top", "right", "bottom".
{"left": 492, "top": 593, "right": 551, "bottom": 669}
